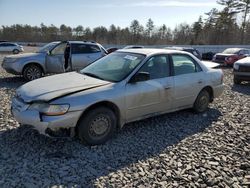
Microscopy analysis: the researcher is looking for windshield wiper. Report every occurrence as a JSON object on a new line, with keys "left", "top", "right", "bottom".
{"left": 82, "top": 72, "right": 104, "bottom": 80}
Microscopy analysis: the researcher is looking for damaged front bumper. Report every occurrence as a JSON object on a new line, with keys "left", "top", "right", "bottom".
{"left": 11, "top": 98, "right": 82, "bottom": 137}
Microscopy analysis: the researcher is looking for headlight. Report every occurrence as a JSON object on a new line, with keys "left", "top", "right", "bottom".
{"left": 233, "top": 63, "right": 239, "bottom": 70}
{"left": 28, "top": 103, "right": 70, "bottom": 116}
{"left": 4, "top": 58, "right": 17, "bottom": 63}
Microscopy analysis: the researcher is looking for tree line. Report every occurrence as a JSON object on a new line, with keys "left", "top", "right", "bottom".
{"left": 0, "top": 0, "right": 250, "bottom": 45}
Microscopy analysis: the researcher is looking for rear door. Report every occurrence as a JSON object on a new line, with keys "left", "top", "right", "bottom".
{"left": 170, "top": 54, "right": 205, "bottom": 109}
{"left": 125, "top": 55, "right": 174, "bottom": 122}
{"left": 71, "top": 44, "right": 104, "bottom": 70}
{"left": 45, "top": 42, "right": 66, "bottom": 73}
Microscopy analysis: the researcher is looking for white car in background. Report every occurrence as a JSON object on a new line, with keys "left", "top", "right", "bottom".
{"left": 0, "top": 42, "right": 24, "bottom": 54}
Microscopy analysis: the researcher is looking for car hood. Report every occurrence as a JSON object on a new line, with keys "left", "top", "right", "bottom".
{"left": 215, "top": 53, "right": 234, "bottom": 57}
{"left": 16, "top": 72, "right": 111, "bottom": 103}
{"left": 6, "top": 52, "right": 43, "bottom": 59}
{"left": 201, "top": 61, "right": 220, "bottom": 68}
{"left": 235, "top": 57, "right": 250, "bottom": 65}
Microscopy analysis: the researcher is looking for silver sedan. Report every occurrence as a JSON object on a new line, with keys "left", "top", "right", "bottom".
{"left": 11, "top": 49, "right": 224, "bottom": 145}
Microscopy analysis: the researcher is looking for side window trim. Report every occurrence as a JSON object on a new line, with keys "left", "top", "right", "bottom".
{"left": 170, "top": 53, "right": 203, "bottom": 76}
{"left": 136, "top": 54, "right": 171, "bottom": 80}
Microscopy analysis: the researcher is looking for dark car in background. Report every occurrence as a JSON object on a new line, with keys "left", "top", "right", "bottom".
{"left": 212, "top": 48, "right": 250, "bottom": 66}
{"left": 233, "top": 57, "right": 250, "bottom": 84}
{"left": 202, "top": 52, "right": 215, "bottom": 60}
{"left": 164, "top": 47, "right": 202, "bottom": 60}
{"left": 106, "top": 47, "right": 119, "bottom": 54}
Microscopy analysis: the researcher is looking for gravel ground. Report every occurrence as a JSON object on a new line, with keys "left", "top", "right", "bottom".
{"left": 0, "top": 49, "right": 249, "bottom": 187}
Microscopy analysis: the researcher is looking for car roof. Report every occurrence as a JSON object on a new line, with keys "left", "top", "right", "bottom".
{"left": 225, "top": 48, "right": 249, "bottom": 51}
{"left": 165, "top": 46, "right": 196, "bottom": 50}
{"left": 67, "top": 41, "right": 100, "bottom": 45}
{"left": 0, "top": 42, "right": 18, "bottom": 45}
{"left": 117, "top": 48, "right": 190, "bottom": 56}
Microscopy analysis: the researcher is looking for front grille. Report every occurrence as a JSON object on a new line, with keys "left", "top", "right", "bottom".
{"left": 239, "top": 65, "right": 250, "bottom": 72}
{"left": 216, "top": 55, "right": 226, "bottom": 61}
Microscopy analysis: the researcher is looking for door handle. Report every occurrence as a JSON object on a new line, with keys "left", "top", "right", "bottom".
{"left": 198, "top": 80, "right": 203, "bottom": 84}
{"left": 164, "top": 86, "right": 171, "bottom": 90}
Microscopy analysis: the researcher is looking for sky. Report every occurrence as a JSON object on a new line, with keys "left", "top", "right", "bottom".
{"left": 0, "top": 0, "right": 222, "bottom": 29}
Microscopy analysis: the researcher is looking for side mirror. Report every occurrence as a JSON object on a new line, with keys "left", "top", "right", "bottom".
{"left": 129, "top": 72, "right": 150, "bottom": 83}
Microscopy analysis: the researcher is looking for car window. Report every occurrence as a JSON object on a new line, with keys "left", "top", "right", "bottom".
{"left": 172, "top": 54, "right": 202, "bottom": 76}
{"left": 71, "top": 44, "right": 101, "bottom": 54}
{"left": 139, "top": 55, "right": 170, "bottom": 80}
{"left": 81, "top": 52, "right": 145, "bottom": 82}
{"left": 51, "top": 43, "right": 67, "bottom": 55}
{"left": 242, "top": 50, "right": 249, "bottom": 55}
{"left": 89, "top": 45, "right": 101, "bottom": 53}
{"left": 71, "top": 44, "right": 88, "bottom": 54}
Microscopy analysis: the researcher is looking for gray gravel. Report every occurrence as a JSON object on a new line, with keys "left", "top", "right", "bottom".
{"left": 0, "top": 50, "right": 249, "bottom": 187}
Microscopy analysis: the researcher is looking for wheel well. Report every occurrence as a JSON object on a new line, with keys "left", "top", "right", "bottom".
{"left": 202, "top": 86, "right": 214, "bottom": 102}
{"left": 22, "top": 63, "right": 45, "bottom": 74}
{"left": 76, "top": 101, "right": 121, "bottom": 131}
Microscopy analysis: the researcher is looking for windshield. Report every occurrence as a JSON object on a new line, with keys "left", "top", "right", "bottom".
{"left": 80, "top": 52, "right": 145, "bottom": 82}
{"left": 222, "top": 48, "right": 239, "bottom": 54}
{"left": 37, "top": 42, "right": 59, "bottom": 53}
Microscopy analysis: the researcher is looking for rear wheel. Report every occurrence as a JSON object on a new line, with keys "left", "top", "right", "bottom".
{"left": 23, "top": 64, "right": 43, "bottom": 81}
{"left": 13, "top": 49, "right": 20, "bottom": 54}
{"left": 77, "top": 107, "right": 116, "bottom": 145}
{"left": 193, "top": 90, "right": 210, "bottom": 113}
{"left": 233, "top": 76, "right": 241, "bottom": 85}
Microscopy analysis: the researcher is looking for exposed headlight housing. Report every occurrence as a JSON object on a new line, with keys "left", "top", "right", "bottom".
{"left": 233, "top": 63, "right": 240, "bottom": 70}
{"left": 28, "top": 103, "right": 70, "bottom": 116}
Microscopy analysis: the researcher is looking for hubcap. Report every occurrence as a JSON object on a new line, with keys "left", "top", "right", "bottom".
{"left": 89, "top": 115, "right": 110, "bottom": 137}
{"left": 26, "top": 67, "right": 41, "bottom": 80}
{"left": 199, "top": 95, "right": 208, "bottom": 110}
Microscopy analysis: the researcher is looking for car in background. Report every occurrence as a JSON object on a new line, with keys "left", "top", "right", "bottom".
{"left": 233, "top": 57, "right": 250, "bottom": 84}
{"left": 202, "top": 51, "right": 215, "bottom": 60}
{"left": 123, "top": 45, "right": 144, "bottom": 49}
{"left": 11, "top": 48, "right": 224, "bottom": 145}
{"left": 106, "top": 47, "right": 119, "bottom": 54}
{"left": 212, "top": 48, "right": 250, "bottom": 66}
{"left": 2, "top": 41, "right": 107, "bottom": 81}
{"left": 164, "top": 47, "right": 202, "bottom": 60}
{"left": 0, "top": 42, "right": 24, "bottom": 54}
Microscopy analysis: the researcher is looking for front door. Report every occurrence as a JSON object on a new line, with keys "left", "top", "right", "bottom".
{"left": 45, "top": 42, "right": 67, "bottom": 73}
{"left": 125, "top": 55, "right": 174, "bottom": 122}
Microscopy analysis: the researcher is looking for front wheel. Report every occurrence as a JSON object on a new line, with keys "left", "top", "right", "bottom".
{"left": 13, "top": 49, "right": 20, "bottom": 54}
{"left": 77, "top": 107, "right": 116, "bottom": 145}
{"left": 23, "top": 64, "right": 43, "bottom": 81}
{"left": 193, "top": 90, "right": 210, "bottom": 113}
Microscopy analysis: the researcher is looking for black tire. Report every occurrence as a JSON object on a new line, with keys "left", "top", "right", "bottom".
{"left": 193, "top": 90, "right": 210, "bottom": 113}
{"left": 77, "top": 107, "right": 116, "bottom": 145}
{"left": 13, "top": 49, "right": 20, "bottom": 54}
{"left": 233, "top": 76, "right": 241, "bottom": 85}
{"left": 23, "top": 64, "right": 43, "bottom": 81}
